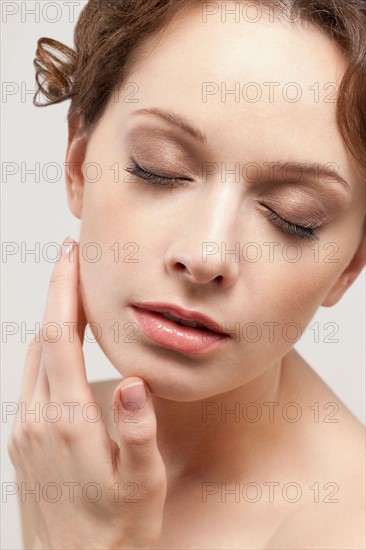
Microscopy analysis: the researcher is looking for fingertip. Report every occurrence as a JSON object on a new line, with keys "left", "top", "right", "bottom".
{"left": 63, "top": 235, "right": 76, "bottom": 245}
{"left": 121, "top": 382, "right": 147, "bottom": 411}
{"left": 118, "top": 377, "right": 150, "bottom": 412}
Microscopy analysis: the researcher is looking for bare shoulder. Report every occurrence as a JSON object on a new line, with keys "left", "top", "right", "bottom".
{"left": 266, "top": 350, "right": 366, "bottom": 549}
{"left": 266, "top": 471, "right": 366, "bottom": 549}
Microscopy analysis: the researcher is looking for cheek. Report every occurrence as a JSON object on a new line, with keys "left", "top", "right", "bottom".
{"left": 252, "top": 252, "right": 342, "bottom": 336}
{"left": 77, "top": 188, "right": 136, "bottom": 326}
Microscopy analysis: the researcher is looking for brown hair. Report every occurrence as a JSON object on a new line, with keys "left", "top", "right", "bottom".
{"left": 33, "top": 0, "right": 366, "bottom": 173}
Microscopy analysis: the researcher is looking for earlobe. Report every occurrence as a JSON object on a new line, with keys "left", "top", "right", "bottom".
{"left": 321, "top": 237, "right": 366, "bottom": 307}
{"left": 65, "top": 123, "right": 89, "bottom": 220}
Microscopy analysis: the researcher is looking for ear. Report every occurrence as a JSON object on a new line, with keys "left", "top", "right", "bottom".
{"left": 65, "top": 119, "right": 89, "bottom": 220}
{"left": 321, "top": 236, "right": 366, "bottom": 307}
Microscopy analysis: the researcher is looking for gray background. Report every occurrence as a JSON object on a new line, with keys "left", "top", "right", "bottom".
{"left": 1, "top": 2, "right": 365, "bottom": 548}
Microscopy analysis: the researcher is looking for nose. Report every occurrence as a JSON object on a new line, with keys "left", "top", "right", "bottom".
{"left": 166, "top": 243, "right": 238, "bottom": 288}
{"left": 164, "top": 195, "right": 241, "bottom": 289}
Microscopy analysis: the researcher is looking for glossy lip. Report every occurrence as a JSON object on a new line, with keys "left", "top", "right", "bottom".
{"left": 131, "top": 301, "right": 228, "bottom": 335}
{"left": 130, "top": 305, "right": 229, "bottom": 356}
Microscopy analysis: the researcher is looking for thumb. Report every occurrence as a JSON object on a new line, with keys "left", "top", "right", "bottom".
{"left": 113, "top": 377, "right": 164, "bottom": 470}
{"left": 112, "top": 377, "right": 167, "bottom": 547}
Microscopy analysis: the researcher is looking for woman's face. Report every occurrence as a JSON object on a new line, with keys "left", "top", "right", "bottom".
{"left": 67, "top": 2, "right": 365, "bottom": 401}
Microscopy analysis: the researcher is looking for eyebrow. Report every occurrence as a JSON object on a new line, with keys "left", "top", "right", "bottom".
{"left": 270, "top": 162, "right": 350, "bottom": 193}
{"left": 131, "top": 107, "right": 207, "bottom": 144}
{"left": 131, "top": 108, "right": 350, "bottom": 192}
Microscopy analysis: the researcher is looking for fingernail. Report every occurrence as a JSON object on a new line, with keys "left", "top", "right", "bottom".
{"left": 62, "top": 237, "right": 75, "bottom": 259}
{"left": 120, "top": 381, "right": 147, "bottom": 410}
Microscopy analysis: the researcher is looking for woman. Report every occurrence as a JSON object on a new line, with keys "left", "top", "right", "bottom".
{"left": 8, "top": 0, "right": 366, "bottom": 548}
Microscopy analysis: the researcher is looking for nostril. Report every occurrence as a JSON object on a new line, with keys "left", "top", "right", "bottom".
{"left": 176, "top": 262, "right": 186, "bottom": 271}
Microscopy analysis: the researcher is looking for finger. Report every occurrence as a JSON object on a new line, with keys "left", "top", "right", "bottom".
{"left": 14, "top": 333, "right": 43, "bottom": 430}
{"left": 24, "top": 360, "right": 50, "bottom": 443}
{"left": 40, "top": 237, "right": 93, "bottom": 404}
{"left": 30, "top": 359, "right": 50, "bottom": 405}
{"left": 18, "top": 332, "right": 42, "bottom": 405}
{"left": 113, "top": 377, "right": 167, "bottom": 541}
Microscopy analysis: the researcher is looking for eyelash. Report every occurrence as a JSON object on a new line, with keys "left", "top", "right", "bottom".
{"left": 126, "top": 159, "right": 191, "bottom": 190}
{"left": 261, "top": 207, "right": 320, "bottom": 242}
{"left": 125, "top": 160, "right": 321, "bottom": 242}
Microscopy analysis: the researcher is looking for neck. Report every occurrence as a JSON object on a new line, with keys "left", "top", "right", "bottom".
{"left": 152, "top": 355, "right": 288, "bottom": 488}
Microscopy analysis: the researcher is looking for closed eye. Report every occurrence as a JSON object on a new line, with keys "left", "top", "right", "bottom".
{"left": 261, "top": 206, "right": 321, "bottom": 242}
{"left": 125, "top": 159, "right": 192, "bottom": 190}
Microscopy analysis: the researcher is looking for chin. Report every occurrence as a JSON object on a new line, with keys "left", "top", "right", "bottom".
{"left": 96, "top": 338, "right": 265, "bottom": 402}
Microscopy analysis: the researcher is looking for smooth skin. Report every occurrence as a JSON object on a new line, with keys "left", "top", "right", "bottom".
{"left": 9, "top": 1, "right": 366, "bottom": 549}
{"left": 8, "top": 239, "right": 167, "bottom": 550}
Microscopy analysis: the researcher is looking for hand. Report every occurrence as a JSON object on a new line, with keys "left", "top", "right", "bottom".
{"left": 7, "top": 237, "right": 167, "bottom": 549}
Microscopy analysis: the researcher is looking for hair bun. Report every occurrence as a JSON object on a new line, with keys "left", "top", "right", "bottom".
{"left": 33, "top": 37, "right": 77, "bottom": 106}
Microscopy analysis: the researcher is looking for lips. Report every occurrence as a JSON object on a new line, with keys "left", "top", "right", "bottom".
{"left": 131, "top": 302, "right": 227, "bottom": 335}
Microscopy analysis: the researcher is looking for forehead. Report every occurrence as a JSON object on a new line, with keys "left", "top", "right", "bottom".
{"left": 106, "top": 2, "right": 360, "bottom": 189}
